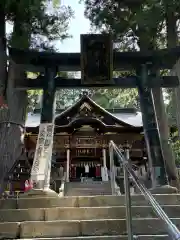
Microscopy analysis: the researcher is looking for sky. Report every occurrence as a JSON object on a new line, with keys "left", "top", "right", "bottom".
{"left": 56, "top": 0, "right": 91, "bottom": 52}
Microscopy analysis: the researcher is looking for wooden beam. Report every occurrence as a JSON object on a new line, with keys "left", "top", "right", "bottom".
{"left": 9, "top": 46, "right": 180, "bottom": 72}
{"left": 25, "top": 126, "right": 143, "bottom": 134}
{"left": 15, "top": 76, "right": 179, "bottom": 89}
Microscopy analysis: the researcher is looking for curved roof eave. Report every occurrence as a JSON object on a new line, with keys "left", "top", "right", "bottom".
{"left": 55, "top": 94, "right": 137, "bottom": 128}
{"left": 55, "top": 116, "right": 141, "bottom": 130}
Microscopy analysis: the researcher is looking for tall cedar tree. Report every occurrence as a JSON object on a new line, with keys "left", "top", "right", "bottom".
{"left": 82, "top": 0, "right": 179, "bottom": 186}
{"left": 0, "top": 0, "right": 73, "bottom": 194}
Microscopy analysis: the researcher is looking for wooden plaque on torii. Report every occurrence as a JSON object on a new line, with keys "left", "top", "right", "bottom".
{"left": 81, "top": 34, "right": 113, "bottom": 84}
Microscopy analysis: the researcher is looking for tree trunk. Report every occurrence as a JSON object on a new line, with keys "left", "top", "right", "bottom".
{"left": 166, "top": 5, "right": 180, "bottom": 140}
{"left": 152, "top": 87, "right": 179, "bottom": 186}
{"left": 138, "top": 28, "right": 179, "bottom": 187}
{"left": 0, "top": 6, "right": 7, "bottom": 98}
{"left": 0, "top": 63, "right": 27, "bottom": 194}
{"left": 150, "top": 5, "right": 180, "bottom": 187}
{"left": 172, "top": 59, "right": 180, "bottom": 138}
{"left": 0, "top": 17, "right": 30, "bottom": 194}
{"left": 162, "top": 2, "right": 180, "bottom": 187}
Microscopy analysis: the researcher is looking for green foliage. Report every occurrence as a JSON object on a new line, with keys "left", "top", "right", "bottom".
{"left": 81, "top": 0, "right": 180, "bottom": 118}
{"left": 32, "top": 88, "right": 137, "bottom": 111}
{"left": 81, "top": 0, "right": 180, "bottom": 172}
{"left": 92, "top": 88, "right": 138, "bottom": 109}
{"left": 82, "top": 0, "right": 180, "bottom": 50}
{"left": 51, "top": 0, "right": 61, "bottom": 8}
{"left": 164, "top": 89, "right": 176, "bottom": 126}
{"left": 28, "top": 87, "right": 139, "bottom": 113}
{"left": 6, "top": 1, "right": 74, "bottom": 50}
{"left": 171, "top": 131, "right": 180, "bottom": 166}
{"left": 7, "top": 0, "right": 74, "bottom": 110}
{"left": 27, "top": 90, "right": 43, "bottom": 112}
{"left": 82, "top": 0, "right": 159, "bottom": 49}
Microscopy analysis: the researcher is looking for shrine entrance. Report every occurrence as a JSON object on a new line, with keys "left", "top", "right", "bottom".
{"left": 9, "top": 33, "right": 180, "bottom": 192}
{"left": 23, "top": 93, "right": 145, "bottom": 190}
{"left": 70, "top": 147, "right": 104, "bottom": 181}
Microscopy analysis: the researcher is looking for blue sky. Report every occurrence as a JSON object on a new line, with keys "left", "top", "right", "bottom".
{"left": 57, "top": 0, "right": 91, "bottom": 52}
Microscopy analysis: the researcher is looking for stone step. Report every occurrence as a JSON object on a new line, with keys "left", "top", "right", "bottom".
{"left": 3, "top": 218, "right": 180, "bottom": 238}
{"left": 65, "top": 182, "right": 111, "bottom": 196}
{"left": 43, "top": 205, "right": 180, "bottom": 221}
{"left": 18, "top": 235, "right": 169, "bottom": 240}
{"left": 65, "top": 188, "right": 112, "bottom": 196}
{"left": 0, "top": 206, "right": 180, "bottom": 222}
{"left": 14, "top": 194, "right": 180, "bottom": 209}
{"left": 65, "top": 182, "right": 111, "bottom": 187}
{"left": 1, "top": 194, "right": 180, "bottom": 209}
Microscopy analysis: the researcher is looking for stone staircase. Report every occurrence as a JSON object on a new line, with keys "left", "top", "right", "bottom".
{"left": 0, "top": 194, "right": 180, "bottom": 239}
{"left": 65, "top": 180, "right": 112, "bottom": 196}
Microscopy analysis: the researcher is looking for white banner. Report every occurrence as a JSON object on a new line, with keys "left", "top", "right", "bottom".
{"left": 31, "top": 123, "right": 54, "bottom": 183}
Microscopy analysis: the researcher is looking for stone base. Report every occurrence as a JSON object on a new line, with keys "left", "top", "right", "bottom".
{"left": 149, "top": 185, "right": 178, "bottom": 194}
{"left": 170, "top": 179, "right": 180, "bottom": 190}
{"left": 19, "top": 188, "right": 59, "bottom": 198}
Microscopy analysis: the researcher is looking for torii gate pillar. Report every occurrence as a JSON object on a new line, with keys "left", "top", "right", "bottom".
{"left": 137, "top": 64, "right": 177, "bottom": 193}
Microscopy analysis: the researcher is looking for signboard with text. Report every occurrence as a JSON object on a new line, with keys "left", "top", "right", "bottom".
{"left": 30, "top": 123, "right": 54, "bottom": 185}
{"left": 81, "top": 34, "right": 113, "bottom": 84}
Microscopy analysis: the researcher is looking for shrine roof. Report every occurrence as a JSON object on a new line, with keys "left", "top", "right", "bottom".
{"left": 25, "top": 111, "right": 142, "bottom": 127}
{"left": 25, "top": 94, "right": 143, "bottom": 129}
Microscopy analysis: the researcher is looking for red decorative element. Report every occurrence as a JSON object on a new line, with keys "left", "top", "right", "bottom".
{"left": 95, "top": 165, "right": 101, "bottom": 177}
{"left": 24, "top": 179, "right": 33, "bottom": 192}
{"left": 0, "top": 96, "right": 8, "bottom": 109}
{"left": 29, "top": 180, "right": 33, "bottom": 189}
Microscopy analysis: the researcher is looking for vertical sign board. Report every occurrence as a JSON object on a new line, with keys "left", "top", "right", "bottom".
{"left": 81, "top": 34, "right": 113, "bottom": 84}
{"left": 43, "top": 123, "right": 55, "bottom": 189}
{"left": 30, "top": 123, "right": 54, "bottom": 188}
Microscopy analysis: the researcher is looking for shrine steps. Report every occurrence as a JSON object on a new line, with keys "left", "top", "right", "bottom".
{"left": 64, "top": 181, "right": 112, "bottom": 196}
{"left": 15, "top": 236, "right": 170, "bottom": 240}
{"left": 0, "top": 194, "right": 179, "bottom": 239}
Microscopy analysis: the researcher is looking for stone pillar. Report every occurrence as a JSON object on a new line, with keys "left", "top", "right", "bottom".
{"left": 66, "top": 149, "right": 70, "bottom": 182}
{"left": 44, "top": 166, "right": 51, "bottom": 190}
{"left": 102, "top": 148, "right": 107, "bottom": 167}
{"left": 137, "top": 64, "right": 168, "bottom": 188}
{"left": 109, "top": 144, "right": 116, "bottom": 195}
{"left": 102, "top": 148, "right": 108, "bottom": 181}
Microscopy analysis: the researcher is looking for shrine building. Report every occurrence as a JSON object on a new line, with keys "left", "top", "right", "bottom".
{"left": 6, "top": 93, "right": 147, "bottom": 192}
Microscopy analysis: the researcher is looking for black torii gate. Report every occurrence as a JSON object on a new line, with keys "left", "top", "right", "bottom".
{"left": 9, "top": 34, "right": 180, "bottom": 191}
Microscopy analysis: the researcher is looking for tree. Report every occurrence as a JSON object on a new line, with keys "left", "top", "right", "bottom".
{"left": 0, "top": 0, "right": 74, "bottom": 194}
{"left": 82, "top": 0, "right": 179, "bottom": 186}
{"left": 32, "top": 88, "right": 138, "bottom": 110}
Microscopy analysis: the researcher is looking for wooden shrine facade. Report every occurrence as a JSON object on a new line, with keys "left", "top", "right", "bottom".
{"left": 25, "top": 94, "right": 146, "bottom": 182}
{"left": 5, "top": 93, "right": 146, "bottom": 192}
{"left": 26, "top": 132, "right": 145, "bottom": 162}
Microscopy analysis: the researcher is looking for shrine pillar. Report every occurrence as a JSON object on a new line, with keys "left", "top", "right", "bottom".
{"left": 137, "top": 64, "right": 168, "bottom": 188}
{"left": 102, "top": 148, "right": 107, "bottom": 167}
{"left": 66, "top": 149, "right": 70, "bottom": 182}
{"left": 102, "top": 148, "right": 108, "bottom": 181}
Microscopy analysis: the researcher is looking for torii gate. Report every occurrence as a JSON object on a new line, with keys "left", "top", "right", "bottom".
{"left": 9, "top": 34, "right": 180, "bottom": 194}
